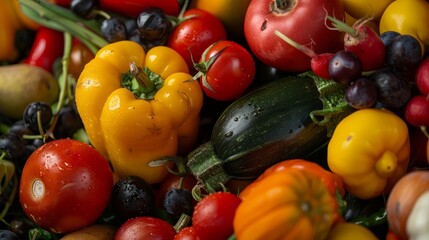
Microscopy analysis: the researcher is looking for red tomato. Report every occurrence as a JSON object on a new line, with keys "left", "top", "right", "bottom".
{"left": 19, "top": 139, "right": 113, "bottom": 234}
{"left": 197, "top": 40, "right": 255, "bottom": 101}
{"left": 98, "top": 0, "right": 180, "bottom": 18}
{"left": 167, "top": 8, "right": 227, "bottom": 73}
{"left": 192, "top": 192, "right": 242, "bottom": 240}
{"left": 174, "top": 226, "right": 201, "bottom": 240}
{"left": 115, "top": 216, "right": 176, "bottom": 240}
{"left": 244, "top": 0, "right": 345, "bottom": 72}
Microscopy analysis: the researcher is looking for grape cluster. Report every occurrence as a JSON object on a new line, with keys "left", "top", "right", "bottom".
{"left": 0, "top": 102, "right": 83, "bottom": 169}
{"left": 69, "top": 0, "right": 171, "bottom": 52}
{"left": 326, "top": 31, "right": 422, "bottom": 111}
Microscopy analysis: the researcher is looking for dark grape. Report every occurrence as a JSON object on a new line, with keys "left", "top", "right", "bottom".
{"left": 370, "top": 69, "right": 411, "bottom": 108}
{"left": 23, "top": 102, "right": 53, "bottom": 134}
{"left": 136, "top": 7, "right": 170, "bottom": 41}
{"left": 163, "top": 188, "right": 194, "bottom": 218}
{"left": 329, "top": 50, "right": 363, "bottom": 84}
{"left": 386, "top": 34, "right": 422, "bottom": 72}
{"left": 345, "top": 78, "right": 378, "bottom": 109}
{"left": 53, "top": 105, "right": 84, "bottom": 139}
{"left": 70, "top": 0, "right": 97, "bottom": 19}
{"left": 0, "top": 230, "right": 20, "bottom": 240}
{"left": 100, "top": 18, "right": 127, "bottom": 43}
{"left": 128, "top": 29, "right": 165, "bottom": 52}
{"left": 8, "top": 120, "right": 33, "bottom": 139}
{"left": 111, "top": 176, "right": 155, "bottom": 222}
{"left": 0, "top": 134, "right": 26, "bottom": 160}
{"left": 380, "top": 31, "right": 400, "bottom": 47}
{"left": 124, "top": 18, "right": 138, "bottom": 36}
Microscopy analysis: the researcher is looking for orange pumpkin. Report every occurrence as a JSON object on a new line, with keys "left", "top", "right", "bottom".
{"left": 239, "top": 159, "right": 345, "bottom": 200}
{"left": 233, "top": 168, "right": 340, "bottom": 240}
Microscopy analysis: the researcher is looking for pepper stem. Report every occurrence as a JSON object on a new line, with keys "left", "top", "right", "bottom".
{"left": 130, "top": 62, "right": 155, "bottom": 92}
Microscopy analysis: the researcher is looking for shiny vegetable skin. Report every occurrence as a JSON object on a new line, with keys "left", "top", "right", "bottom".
{"left": 75, "top": 41, "right": 203, "bottom": 184}
{"left": 239, "top": 159, "right": 345, "bottom": 199}
{"left": 98, "top": 0, "right": 180, "bottom": 18}
{"left": 379, "top": 0, "right": 429, "bottom": 53}
{"left": 234, "top": 168, "right": 340, "bottom": 240}
{"left": 328, "top": 108, "right": 410, "bottom": 199}
{"left": 212, "top": 76, "right": 327, "bottom": 177}
{"left": 187, "top": 76, "right": 330, "bottom": 190}
{"left": 24, "top": 27, "right": 64, "bottom": 72}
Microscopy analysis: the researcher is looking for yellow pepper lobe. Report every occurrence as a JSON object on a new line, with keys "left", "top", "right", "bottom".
{"left": 375, "top": 151, "right": 398, "bottom": 178}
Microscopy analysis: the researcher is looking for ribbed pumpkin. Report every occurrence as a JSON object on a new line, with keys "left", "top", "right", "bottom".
{"left": 233, "top": 168, "right": 340, "bottom": 240}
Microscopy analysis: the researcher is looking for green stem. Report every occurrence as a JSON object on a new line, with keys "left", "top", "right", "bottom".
{"left": 186, "top": 142, "right": 230, "bottom": 192}
{"left": 130, "top": 62, "right": 155, "bottom": 92}
{"left": 44, "top": 32, "right": 73, "bottom": 141}
{"left": 300, "top": 72, "right": 354, "bottom": 137}
{"left": 19, "top": 0, "right": 108, "bottom": 54}
{"left": 326, "top": 15, "right": 358, "bottom": 37}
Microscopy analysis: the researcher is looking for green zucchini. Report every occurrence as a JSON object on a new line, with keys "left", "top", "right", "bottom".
{"left": 186, "top": 72, "right": 352, "bottom": 192}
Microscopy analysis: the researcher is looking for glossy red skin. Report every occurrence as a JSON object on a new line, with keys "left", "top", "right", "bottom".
{"left": 115, "top": 217, "right": 176, "bottom": 240}
{"left": 192, "top": 192, "right": 241, "bottom": 240}
{"left": 404, "top": 95, "right": 429, "bottom": 127}
{"left": 244, "top": 0, "right": 345, "bottom": 72}
{"left": 174, "top": 226, "right": 201, "bottom": 240}
{"left": 344, "top": 24, "right": 386, "bottom": 71}
{"left": 311, "top": 53, "right": 334, "bottom": 79}
{"left": 409, "top": 126, "right": 429, "bottom": 168}
{"left": 99, "top": 0, "right": 180, "bottom": 17}
{"left": 200, "top": 40, "right": 255, "bottom": 101}
{"left": 416, "top": 56, "right": 429, "bottom": 96}
{"left": 19, "top": 139, "right": 113, "bottom": 234}
{"left": 24, "top": 27, "right": 64, "bottom": 73}
{"left": 167, "top": 8, "right": 227, "bottom": 73}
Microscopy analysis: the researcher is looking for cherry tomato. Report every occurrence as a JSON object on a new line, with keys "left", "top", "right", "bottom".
{"left": 244, "top": 0, "right": 345, "bottom": 72}
{"left": 69, "top": 38, "right": 95, "bottom": 80}
{"left": 19, "top": 139, "right": 113, "bottom": 234}
{"left": 192, "top": 192, "right": 242, "bottom": 240}
{"left": 174, "top": 226, "right": 201, "bottom": 240}
{"left": 197, "top": 40, "right": 255, "bottom": 101}
{"left": 167, "top": 8, "right": 227, "bottom": 73}
{"left": 115, "top": 216, "right": 176, "bottom": 240}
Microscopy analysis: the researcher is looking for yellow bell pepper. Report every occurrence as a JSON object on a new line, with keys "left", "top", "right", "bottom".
{"left": 1, "top": 0, "right": 39, "bottom": 62}
{"left": 75, "top": 41, "right": 204, "bottom": 184}
{"left": 379, "top": 0, "right": 429, "bottom": 53}
{"left": 342, "top": 0, "right": 394, "bottom": 20}
{"left": 327, "top": 108, "right": 410, "bottom": 199}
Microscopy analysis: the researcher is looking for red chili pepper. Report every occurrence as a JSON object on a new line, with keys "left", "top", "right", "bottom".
{"left": 53, "top": 0, "right": 71, "bottom": 7}
{"left": 24, "top": 27, "right": 64, "bottom": 73}
{"left": 98, "top": 0, "right": 180, "bottom": 17}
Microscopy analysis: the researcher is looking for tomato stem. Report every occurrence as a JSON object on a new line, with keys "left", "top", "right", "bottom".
{"left": 273, "top": 0, "right": 296, "bottom": 13}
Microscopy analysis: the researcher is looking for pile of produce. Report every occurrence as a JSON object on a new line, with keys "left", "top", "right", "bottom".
{"left": 0, "top": 0, "right": 428, "bottom": 239}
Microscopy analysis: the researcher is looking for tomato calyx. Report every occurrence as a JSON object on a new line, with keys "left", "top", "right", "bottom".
{"left": 271, "top": 0, "right": 297, "bottom": 14}
{"left": 192, "top": 44, "right": 227, "bottom": 92}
